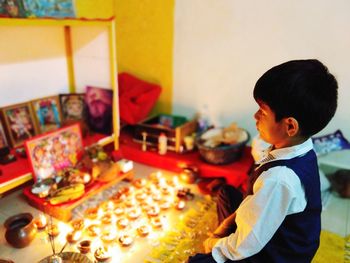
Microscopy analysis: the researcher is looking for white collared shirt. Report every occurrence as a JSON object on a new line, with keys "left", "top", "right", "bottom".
{"left": 212, "top": 137, "right": 312, "bottom": 262}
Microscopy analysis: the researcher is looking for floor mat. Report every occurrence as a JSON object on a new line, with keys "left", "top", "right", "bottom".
{"left": 312, "top": 230, "right": 348, "bottom": 262}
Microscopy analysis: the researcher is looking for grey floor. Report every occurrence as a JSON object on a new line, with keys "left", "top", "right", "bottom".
{"left": 321, "top": 191, "right": 350, "bottom": 237}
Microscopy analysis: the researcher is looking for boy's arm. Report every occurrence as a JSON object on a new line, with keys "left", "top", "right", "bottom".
{"left": 212, "top": 212, "right": 236, "bottom": 238}
{"left": 203, "top": 212, "right": 237, "bottom": 253}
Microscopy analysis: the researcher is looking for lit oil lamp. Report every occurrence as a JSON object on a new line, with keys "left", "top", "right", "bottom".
{"left": 71, "top": 219, "right": 85, "bottom": 231}
{"left": 152, "top": 192, "right": 162, "bottom": 202}
{"left": 137, "top": 225, "right": 150, "bottom": 237}
{"left": 117, "top": 217, "right": 129, "bottom": 229}
{"left": 118, "top": 234, "right": 134, "bottom": 247}
{"left": 101, "top": 229, "right": 117, "bottom": 243}
{"left": 66, "top": 230, "right": 82, "bottom": 243}
{"left": 133, "top": 178, "right": 147, "bottom": 188}
{"left": 34, "top": 214, "right": 47, "bottom": 230}
{"left": 135, "top": 192, "right": 147, "bottom": 202}
{"left": 85, "top": 207, "right": 98, "bottom": 220}
{"left": 86, "top": 224, "right": 100, "bottom": 237}
{"left": 114, "top": 205, "right": 125, "bottom": 216}
{"left": 94, "top": 246, "right": 111, "bottom": 262}
{"left": 101, "top": 201, "right": 114, "bottom": 212}
{"left": 175, "top": 200, "right": 186, "bottom": 210}
{"left": 159, "top": 200, "right": 171, "bottom": 210}
{"left": 125, "top": 198, "right": 136, "bottom": 208}
{"left": 161, "top": 186, "right": 171, "bottom": 195}
{"left": 47, "top": 223, "right": 60, "bottom": 237}
{"left": 147, "top": 205, "right": 160, "bottom": 217}
{"left": 127, "top": 208, "right": 141, "bottom": 220}
{"left": 150, "top": 217, "right": 162, "bottom": 229}
{"left": 101, "top": 213, "right": 113, "bottom": 225}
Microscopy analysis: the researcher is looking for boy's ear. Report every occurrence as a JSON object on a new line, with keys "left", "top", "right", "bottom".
{"left": 284, "top": 117, "right": 299, "bottom": 137}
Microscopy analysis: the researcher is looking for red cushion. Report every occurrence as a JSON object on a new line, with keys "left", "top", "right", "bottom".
{"left": 118, "top": 73, "right": 161, "bottom": 124}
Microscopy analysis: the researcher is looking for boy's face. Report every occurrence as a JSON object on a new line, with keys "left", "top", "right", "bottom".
{"left": 254, "top": 100, "right": 289, "bottom": 148}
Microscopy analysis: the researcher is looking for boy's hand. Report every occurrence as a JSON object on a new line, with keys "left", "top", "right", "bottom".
{"left": 203, "top": 237, "right": 220, "bottom": 253}
{"left": 213, "top": 212, "right": 236, "bottom": 238}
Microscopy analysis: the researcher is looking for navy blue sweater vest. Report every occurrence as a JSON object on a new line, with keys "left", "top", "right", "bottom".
{"left": 234, "top": 150, "right": 321, "bottom": 263}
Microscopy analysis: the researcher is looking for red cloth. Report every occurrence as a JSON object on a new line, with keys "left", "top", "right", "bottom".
{"left": 118, "top": 73, "right": 161, "bottom": 124}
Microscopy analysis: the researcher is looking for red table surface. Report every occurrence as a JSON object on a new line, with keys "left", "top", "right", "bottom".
{"left": 117, "top": 131, "right": 254, "bottom": 188}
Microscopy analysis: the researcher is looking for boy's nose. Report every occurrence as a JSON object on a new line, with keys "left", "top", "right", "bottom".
{"left": 254, "top": 111, "right": 259, "bottom": 120}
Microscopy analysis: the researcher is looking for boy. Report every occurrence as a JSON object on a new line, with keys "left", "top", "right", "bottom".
{"left": 189, "top": 59, "right": 338, "bottom": 262}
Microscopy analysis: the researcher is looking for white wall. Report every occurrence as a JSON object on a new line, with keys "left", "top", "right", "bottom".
{"left": 72, "top": 26, "right": 111, "bottom": 92}
{"left": 0, "top": 26, "right": 69, "bottom": 106}
{"left": 0, "top": 25, "right": 111, "bottom": 106}
{"left": 173, "top": 0, "right": 350, "bottom": 142}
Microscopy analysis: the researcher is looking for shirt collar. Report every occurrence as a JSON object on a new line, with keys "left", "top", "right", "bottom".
{"left": 258, "top": 138, "right": 314, "bottom": 164}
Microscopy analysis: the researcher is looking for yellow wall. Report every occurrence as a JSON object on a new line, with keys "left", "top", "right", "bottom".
{"left": 114, "top": 0, "right": 174, "bottom": 114}
{"left": 75, "top": 0, "right": 115, "bottom": 19}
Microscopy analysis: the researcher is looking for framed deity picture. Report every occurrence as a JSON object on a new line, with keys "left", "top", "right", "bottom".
{"left": 59, "top": 93, "right": 86, "bottom": 122}
{"left": 1, "top": 102, "right": 38, "bottom": 147}
{"left": 25, "top": 123, "right": 83, "bottom": 182}
{"left": 31, "top": 96, "right": 62, "bottom": 134}
{"left": 0, "top": 119, "right": 9, "bottom": 149}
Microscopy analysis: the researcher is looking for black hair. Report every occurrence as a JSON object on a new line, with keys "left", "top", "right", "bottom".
{"left": 253, "top": 59, "right": 338, "bottom": 137}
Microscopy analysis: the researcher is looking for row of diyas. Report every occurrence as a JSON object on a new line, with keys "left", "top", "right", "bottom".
{"left": 33, "top": 171, "right": 194, "bottom": 262}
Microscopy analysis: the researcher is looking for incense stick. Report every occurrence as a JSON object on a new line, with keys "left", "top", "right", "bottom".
{"left": 48, "top": 215, "right": 56, "bottom": 255}
{"left": 59, "top": 241, "right": 68, "bottom": 255}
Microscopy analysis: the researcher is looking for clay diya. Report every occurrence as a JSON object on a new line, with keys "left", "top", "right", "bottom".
{"left": 127, "top": 209, "right": 141, "bottom": 220}
{"left": 94, "top": 247, "right": 111, "bottom": 262}
{"left": 117, "top": 218, "right": 129, "bottom": 229}
{"left": 33, "top": 214, "right": 47, "bottom": 230}
{"left": 77, "top": 240, "right": 91, "bottom": 254}
{"left": 137, "top": 225, "right": 150, "bottom": 237}
{"left": 118, "top": 234, "right": 133, "bottom": 247}
{"left": 150, "top": 217, "right": 162, "bottom": 229}
{"left": 47, "top": 223, "right": 60, "bottom": 237}
{"left": 71, "top": 218, "right": 85, "bottom": 231}
{"left": 132, "top": 178, "right": 147, "bottom": 188}
{"left": 66, "top": 230, "right": 82, "bottom": 243}
{"left": 86, "top": 224, "right": 100, "bottom": 237}
{"left": 147, "top": 205, "right": 160, "bottom": 217}
{"left": 84, "top": 207, "right": 99, "bottom": 220}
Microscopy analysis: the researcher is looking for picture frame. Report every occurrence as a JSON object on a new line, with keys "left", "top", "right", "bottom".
{"left": 1, "top": 102, "right": 38, "bottom": 148}
{"left": 25, "top": 123, "right": 83, "bottom": 182}
{"left": 59, "top": 93, "right": 86, "bottom": 122}
{"left": 85, "top": 86, "right": 113, "bottom": 134}
{"left": 0, "top": 119, "right": 9, "bottom": 149}
{"left": 31, "top": 95, "right": 62, "bottom": 134}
